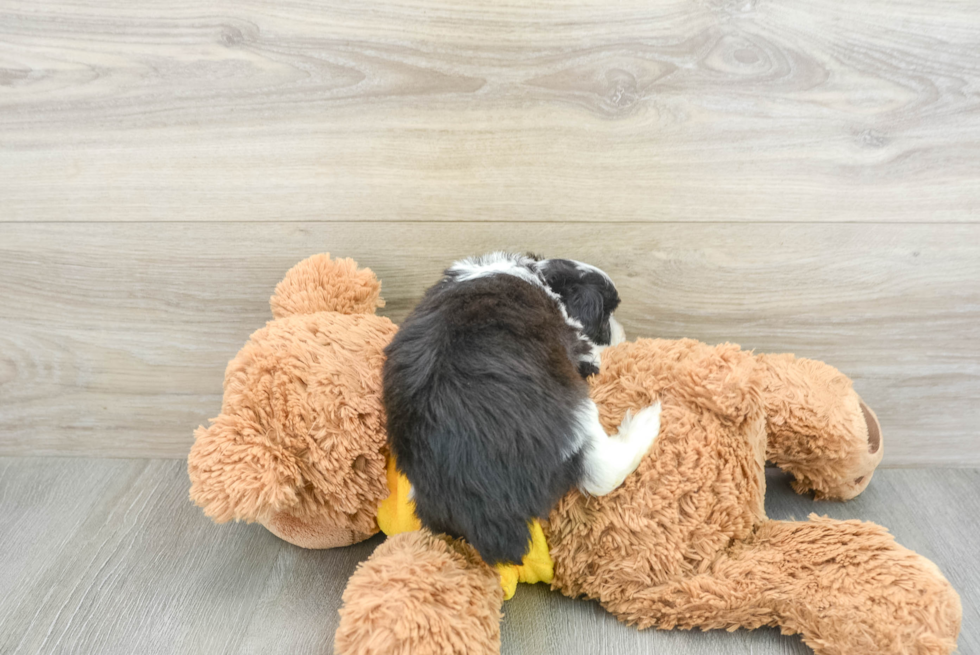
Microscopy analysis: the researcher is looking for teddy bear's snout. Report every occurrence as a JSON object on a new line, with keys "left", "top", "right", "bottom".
{"left": 262, "top": 511, "right": 378, "bottom": 549}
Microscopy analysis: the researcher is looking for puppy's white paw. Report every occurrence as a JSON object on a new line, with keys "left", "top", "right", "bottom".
{"left": 578, "top": 399, "right": 662, "bottom": 497}
{"left": 624, "top": 400, "right": 661, "bottom": 446}
{"left": 621, "top": 400, "right": 661, "bottom": 469}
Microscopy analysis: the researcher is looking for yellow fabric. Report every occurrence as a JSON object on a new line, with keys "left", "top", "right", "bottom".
{"left": 494, "top": 519, "right": 553, "bottom": 600}
{"left": 376, "top": 456, "right": 422, "bottom": 535}
{"left": 377, "top": 456, "right": 554, "bottom": 600}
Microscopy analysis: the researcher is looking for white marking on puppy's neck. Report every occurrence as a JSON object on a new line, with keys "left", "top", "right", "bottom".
{"left": 448, "top": 252, "right": 544, "bottom": 288}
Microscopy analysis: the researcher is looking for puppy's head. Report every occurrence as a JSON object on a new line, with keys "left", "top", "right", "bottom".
{"left": 537, "top": 258, "right": 624, "bottom": 348}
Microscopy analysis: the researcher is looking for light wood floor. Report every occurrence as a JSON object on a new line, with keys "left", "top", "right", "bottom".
{"left": 0, "top": 461, "right": 975, "bottom": 655}
{"left": 1, "top": 0, "right": 978, "bottom": 464}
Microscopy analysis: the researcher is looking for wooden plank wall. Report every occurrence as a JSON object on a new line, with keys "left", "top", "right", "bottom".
{"left": 1, "top": 0, "right": 978, "bottom": 464}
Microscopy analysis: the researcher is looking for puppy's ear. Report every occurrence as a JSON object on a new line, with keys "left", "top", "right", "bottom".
{"left": 564, "top": 283, "right": 605, "bottom": 343}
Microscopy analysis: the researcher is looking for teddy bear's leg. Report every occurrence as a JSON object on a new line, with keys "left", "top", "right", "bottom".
{"left": 725, "top": 518, "right": 961, "bottom": 655}
{"left": 618, "top": 518, "right": 960, "bottom": 655}
{"left": 334, "top": 530, "right": 504, "bottom": 655}
{"left": 756, "top": 353, "right": 884, "bottom": 499}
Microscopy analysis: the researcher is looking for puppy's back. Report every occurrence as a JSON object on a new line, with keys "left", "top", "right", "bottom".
{"left": 383, "top": 274, "right": 588, "bottom": 564}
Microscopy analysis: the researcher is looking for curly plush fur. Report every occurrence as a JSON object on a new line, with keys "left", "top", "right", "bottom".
{"left": 188, "top": 255, "right": 960, "bottom": 655}
{"left": 758, "top": 353, "right": 884, "bottom": 500}
{"left": 335, "top": 531, "right": 504, "bottom": 655}
{"left": 546, "top": 339, "right": 959, "bottom": 655}
{"left": 189, "top": 255, "right": 397, "bottom": 547}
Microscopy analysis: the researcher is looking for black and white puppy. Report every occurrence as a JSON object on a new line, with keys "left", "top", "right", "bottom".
{"left": 382, "top": 252, "right": 660, "bottom": 565}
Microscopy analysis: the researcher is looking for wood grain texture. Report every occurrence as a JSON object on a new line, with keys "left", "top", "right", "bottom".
{"left": 1, "top": 222, "right": 977, "bottom": 463}
{"left": 0, "top": 459, "right": 975, "bottom": 654}
{"left": 1, "top": 0, "right": 979, "bottom": 223}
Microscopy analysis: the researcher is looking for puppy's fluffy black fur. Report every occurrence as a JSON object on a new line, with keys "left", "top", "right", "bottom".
{"left": 539, "top": 258, "right": 620, "bottom": 377}
{"left": 382, "top": 255, "right": 620, "bottom": 564}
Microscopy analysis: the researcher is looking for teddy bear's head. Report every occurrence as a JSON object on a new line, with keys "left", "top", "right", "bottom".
{"left": 188, "top": 255, "right": 398, "bottom": 548}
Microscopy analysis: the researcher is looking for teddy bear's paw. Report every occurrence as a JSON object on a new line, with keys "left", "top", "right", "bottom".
{"left": 809, "top": 398, "right": 883, "bottom": 501}
{"left": 859, "top": 399, "right": 883, "bottom": 456}
{"left": 758, "top": 351, "right": 886, "bottom": 501}
{"left": 335, "top": 530, "right": 502, "bottom": 655}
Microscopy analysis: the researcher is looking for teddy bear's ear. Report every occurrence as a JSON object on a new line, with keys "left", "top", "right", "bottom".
{"left": 270, "top": 253, "right": 384, "bottom": 319}
{"left": 187, "top": 415, "right": 305, "bottom": 524}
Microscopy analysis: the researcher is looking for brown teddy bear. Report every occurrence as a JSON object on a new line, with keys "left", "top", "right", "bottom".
{"left": 188, "top": 254, "right": 961, "bottom": 655}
